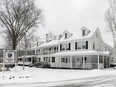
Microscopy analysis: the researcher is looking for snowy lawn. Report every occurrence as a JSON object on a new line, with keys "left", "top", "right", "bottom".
{"left": 0, "top": 66, "right": 116, "bottom": 84}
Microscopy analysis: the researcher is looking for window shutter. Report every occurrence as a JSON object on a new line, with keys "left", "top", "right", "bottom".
{"left": 69, "top": 43, "right": 71, "bottom": 50}
{"left": 60, "top": 44, "right": 62, "bottom": 51}
{"left": 86, "top": 41, "right": 88, "bottom": 49}
{"left": 75, "top": 42, "right": 77, "bottom": 50}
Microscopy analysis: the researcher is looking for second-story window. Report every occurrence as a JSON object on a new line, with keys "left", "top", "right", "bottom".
{"left": 60, "top": 43, "right": 71, "bottom": 51}
{"left": 75, "top": 41, "right": 88, "bottom": 50}
{"left": 82, "top": 42, "right": 86, "bottom": 49}
{"left": 62, "top": 44, "right": 65, "bottom": 50}
{"left": 77, "top": 42, "right": 81, "bottom": 49}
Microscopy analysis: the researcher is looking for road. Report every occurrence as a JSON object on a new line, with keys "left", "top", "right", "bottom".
{"left": 0, "top": 75, "right": 116, "bottom": 87}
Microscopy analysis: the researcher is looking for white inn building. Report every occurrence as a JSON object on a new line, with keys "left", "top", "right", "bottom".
{"left": 18, "top": 27, "right": 114, "bottom": 69}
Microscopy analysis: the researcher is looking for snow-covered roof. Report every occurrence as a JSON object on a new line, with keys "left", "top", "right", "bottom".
{"left": 59, "top": 27, "right": 97, "bottom": 42}
{"left": 37, "top": 40, "right": 59, "bottom": 48}
{"left": 34, "top": 27, "right": 97, "bottom": 48}
{"left": 18, "top": 55, "right": 37, "bottom": 58}
{"left": 51, "top": 50, "right": 110, "bottom": 56}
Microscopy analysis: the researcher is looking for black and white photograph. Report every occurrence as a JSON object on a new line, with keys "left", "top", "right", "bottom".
{"left": 0, "top": 0, "right": 116, "bottom": 87}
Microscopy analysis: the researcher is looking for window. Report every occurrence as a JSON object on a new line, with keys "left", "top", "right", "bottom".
{"left": 39, "top": 58, "right": 41, "bottom": 62}
{"left": 46, "top": 57, "right": 48, "bottom": 62}
{"left": 77, "top": 42, "right": 81, "bottom": 49}
{"left": 82, "top": 41, "right": 86, "bottom": 49}
{"left": 54, "top": 47, "right": 56, "bottom": 50}
{"left": 66, "top": 44, "right": 69, "bottom": 50}
{"left": 82, "top": 30, "right": 85, "bottom": 36}
{"left": 62, "top": 44, "right": 65, "bottom": 50}
{"left": 85, "top": 57, "right": 87, "bottom": 61}
{"left": 82, "top": 57, "right": 87, "bottom": 61}
{"left": 61, "top": 58, "right": 68, "bottom": 63}
{"left": 93, "top": 42, "right": 95, "bottom": 50}
{"left": 99, "top": 57, "right": 103, "bottom": 63}
{"left": 52, "top": 57, "right": 55, "bottom": 63}
{"left": 66, "top": 58, "right": 68, "bottom": 63}
{"left": 28, "top": 58, "right": 31, "bottom": 62}
{"left": 62, "top": 58, "right": 65, "bottom": 62}
{"left": 44, "top": 57, "right": 46, "bottom": 61}
{"left": 65, "top": 33, "right": 67, "bottom": 39}
{"left": 60, "top": 43, "right": 71, "bottom": 51}
{"left": 49, "top": 48, "right": 51, "bottom": 51}
{"left": 66, "top": 43, "right": 71, "bottom": 50}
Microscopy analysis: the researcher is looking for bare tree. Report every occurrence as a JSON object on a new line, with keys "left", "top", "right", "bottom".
{"left": 105, "top": 0, "right": 116, "bottom": 62}
{"left": 0, "top": 0, "right": 42, "bottom": 50}
{"left": 18, "top": 29, "right": 40, "bottom": 50}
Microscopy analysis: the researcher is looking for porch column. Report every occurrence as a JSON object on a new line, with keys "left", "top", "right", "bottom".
{"left": 97, "top": 54, "right": 99, "bottom": 69}
{"left": 83, "top": 55, "right": 85, "bottom": 69}
{"left": 60, "top": 56, "right": 61, "bottom": 68}
{"left": 106, "top": 56, "right": 108, "bottom": 68}
{"left": 31, "top": 57, "right": 33, "bottom": 64}
{"left": 103, "top": 55, "right": 104, "bottom": 68}
{"left": 109, "top": 56, "right": 110, "bottom": 67}
{"left": 70, "top": 56, "right": 72, "bottom": 68}
{"left": 50, "top": 56, "right": 52, "bottom": 65}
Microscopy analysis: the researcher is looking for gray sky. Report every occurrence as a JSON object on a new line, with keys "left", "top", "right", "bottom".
{"left": 0, "top": 0, "right": 113, "bottom": 47}
{"left": 34, "top": 0, "right": 113, "bottom": 47}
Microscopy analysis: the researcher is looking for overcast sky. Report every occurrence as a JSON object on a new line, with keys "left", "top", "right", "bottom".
{"left": 0, "top": 0, "right": 113, "bottom": 47}
{"left": 34, "top": 0, "right": 114, "bottom": 47}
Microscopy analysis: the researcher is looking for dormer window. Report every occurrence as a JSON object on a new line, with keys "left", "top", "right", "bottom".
{"left": 65, "top": 33, "right": 67, "bottom": 39}
{"left": 82, "top": 30, "right": 85, "bottom": 36}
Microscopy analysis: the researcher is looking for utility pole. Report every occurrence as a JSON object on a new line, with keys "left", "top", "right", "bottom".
{"left": 23, "top": 32, "right": 27, "bottom": 70}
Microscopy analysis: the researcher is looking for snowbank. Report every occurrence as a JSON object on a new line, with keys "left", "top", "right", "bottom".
{"left": 0, "top": 66, "right": 116, "bottom": 84}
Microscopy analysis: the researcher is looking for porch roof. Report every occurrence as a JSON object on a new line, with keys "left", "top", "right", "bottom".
{"left": 51, "top": 50, "right": 110, "bottom": 56}
{"left": 18, "top": 55, "right": 37, "bottom": 58}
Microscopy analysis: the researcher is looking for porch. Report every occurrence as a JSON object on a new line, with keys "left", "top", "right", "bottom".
{"left": 51, "top": 51, "right": 111, "bottom": 69}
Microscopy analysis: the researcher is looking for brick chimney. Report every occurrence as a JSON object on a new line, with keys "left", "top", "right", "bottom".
{"left": 46, "top": 34, "right": 49, "bottom": 42}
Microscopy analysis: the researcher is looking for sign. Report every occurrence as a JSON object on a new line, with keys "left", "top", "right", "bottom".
{"left": 4, "top": 51, "right": 15, "bottom": 63}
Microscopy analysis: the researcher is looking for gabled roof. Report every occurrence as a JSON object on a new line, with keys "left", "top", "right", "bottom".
{"left": 36, "top": 27, "right": 97, "bottom": 48}
{"left": 58, "top": 30, "right": 73, "bottom": 40}
{"left": 59, "top": 27, "right": 97, "bottom": 42}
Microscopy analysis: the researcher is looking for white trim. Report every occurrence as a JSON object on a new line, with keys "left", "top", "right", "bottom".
{"left": 98, "top": 54, "right": 99, "bottom": 69}
{"left": 70, "top": 56, "right": 72, "bottom": 68}
{"left": 51, "top": 51, "right": 110, "bottom": 56}
{"left": 83, "top": 55, "right": 85, "bottom": 69}
{"left": 60, "top": 56, "right": 61, "bottom": 68}
{"left": 103, "top": 55, "right": 104, "bottom": 68}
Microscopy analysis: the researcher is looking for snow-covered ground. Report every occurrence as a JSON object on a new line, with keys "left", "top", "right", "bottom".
{"left": 0, "top": 66, "right": 116, "bottom": 86}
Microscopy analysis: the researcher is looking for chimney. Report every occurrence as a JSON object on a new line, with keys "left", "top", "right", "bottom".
{"left": 46, "top": 34, "right": 49, "bottom": 42}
